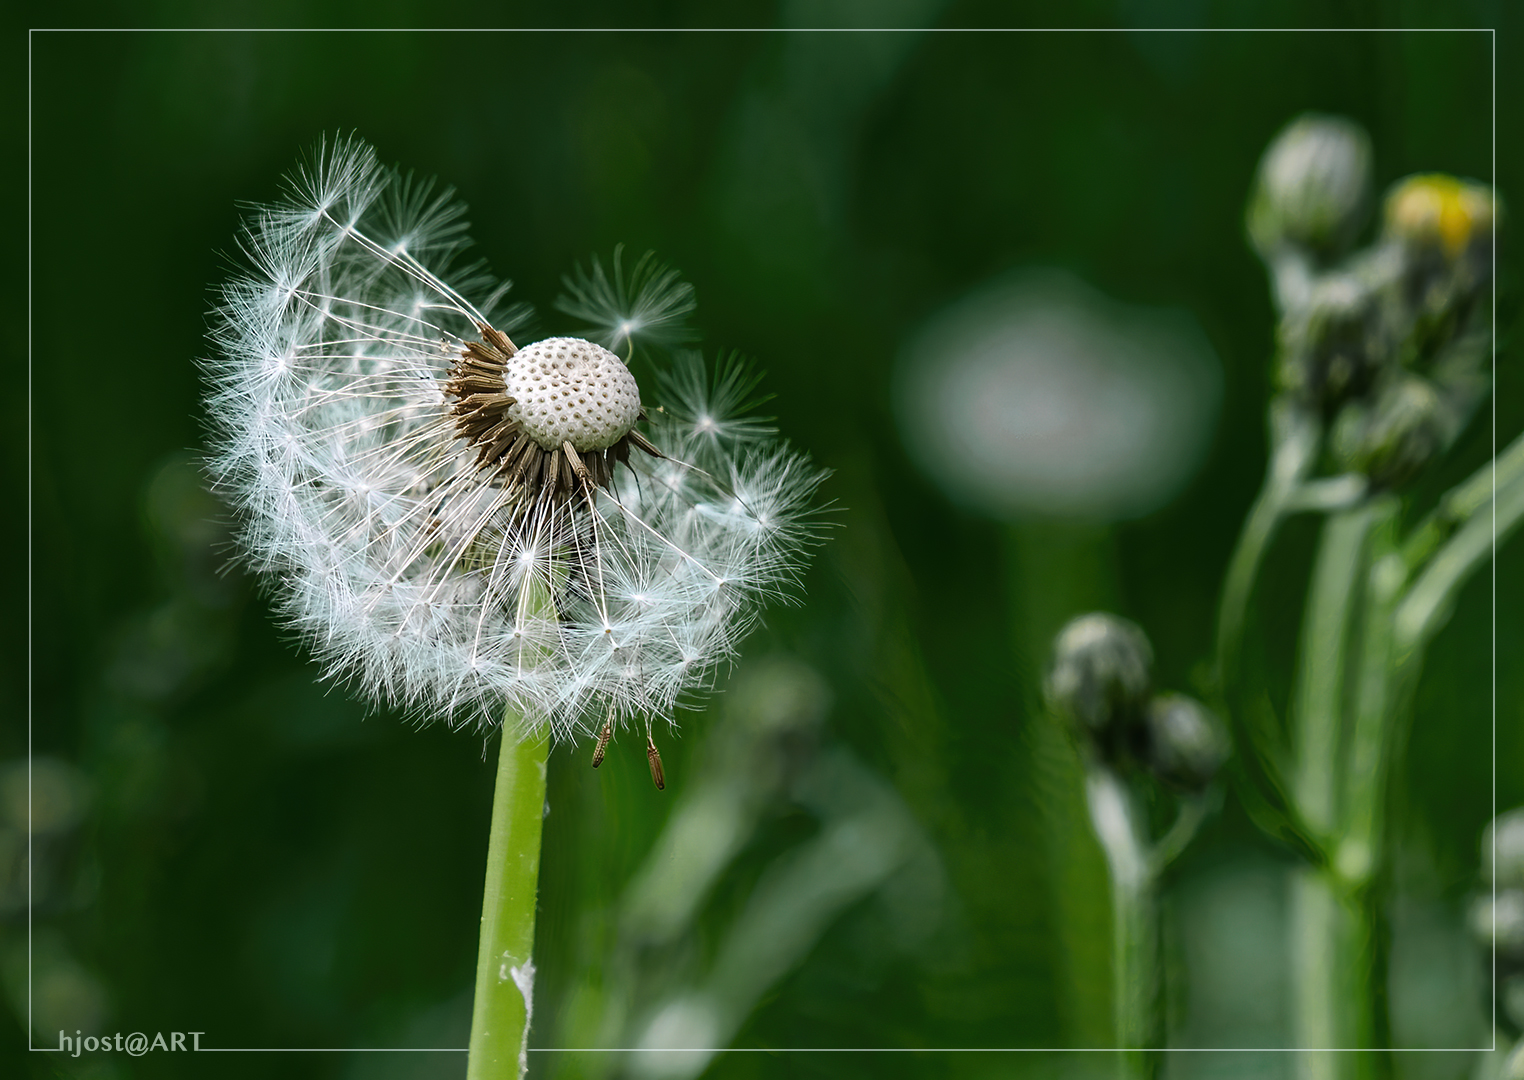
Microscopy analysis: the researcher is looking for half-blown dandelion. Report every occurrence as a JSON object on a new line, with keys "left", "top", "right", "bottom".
{"left": 204, "top": 136, "right": 823, "bottom": 748}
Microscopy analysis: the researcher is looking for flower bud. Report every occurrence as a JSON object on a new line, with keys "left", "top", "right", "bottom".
{"left": 1275, "top": 271, "right": 1386, "bottom": 410}
{"left": 1045, "top": 614, "right": 1153, "bottom": 749}
{"left": 1143, "top": 694, "right": 1230, "bottom": 790}
{"left": 1248, "top": 114, "right": 1373, "bottom": 259}
{"left": 1384, "top": 174, "right": 1495, "bottom": 260}
{"left": 1331, "top": 375, "right": 1449, "bottom": 490}
{"left": 1383, "top": 174, "right": 1499, "bottom": 322}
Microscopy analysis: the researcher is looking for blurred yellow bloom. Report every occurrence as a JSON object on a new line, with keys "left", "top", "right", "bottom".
{"left": 1384, "top": 174, "right": 1495, "bottom": 257}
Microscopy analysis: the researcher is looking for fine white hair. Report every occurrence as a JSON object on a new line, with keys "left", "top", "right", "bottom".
{"left": 203, "top": 135, "right": 824, "bottom": 742}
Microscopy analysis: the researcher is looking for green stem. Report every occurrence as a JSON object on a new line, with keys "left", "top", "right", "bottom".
{"left": 1336, "top": 499, "right": 1403, "bottom": 890}
{"left": 1289, "top": 869, "right": 1375, "bottom": 1080}
{"left": 468, "top": 728, "right": 550, "bottom": 1080}
{"left": 1292, "top": 506, "right": 1375, "bottom": 840}
{"left": 1215, "top": 399, "right": 1322, "bottom": 692}
{"left": 1007, "top": 523, "right": 1120, "bottom": 1050}
{"left": 1399, "top": 430, "right": 1524, "bottom": 573}
{"left": 1149, "top": 789, "right": 1218, "bottom": 875}
{"left": 1293, "top": 438, "right": 1524, "bottom": 1077}
{"left": 1085, "top": 767, "right": 1159, "bottom": 1079}
{"left": 1290, "top": 506, "right": 1376, "bottom": 1077}
{"left": 1214, "top": 401, "right": 1335, "bottom": 858}
{"left": 1395, "top": 448, "right": 1524, "bottom": 652}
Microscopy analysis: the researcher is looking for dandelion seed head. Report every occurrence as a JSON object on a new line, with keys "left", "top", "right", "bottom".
{"left": 203, "top": 135, "right": 826, "bottom": 744}
{"left": 501, "top": 337, "right": 642, "bottom": 452}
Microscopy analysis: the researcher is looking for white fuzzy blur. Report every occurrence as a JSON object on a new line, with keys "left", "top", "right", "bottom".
{"left": 203, "top": 136, "right": 823, "bottom": 741}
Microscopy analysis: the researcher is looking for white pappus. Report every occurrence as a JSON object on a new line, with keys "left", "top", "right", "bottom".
{"left": 203, "top": 135, "right": 825, "bottom": 754}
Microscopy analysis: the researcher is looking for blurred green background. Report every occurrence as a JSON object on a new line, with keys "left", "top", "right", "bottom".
{"left": 6, "top": 10, "right": 1521, "bottom": 1080}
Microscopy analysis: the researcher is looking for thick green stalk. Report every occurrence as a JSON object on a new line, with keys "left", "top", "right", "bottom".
{"left": 1289, "top": 506, "right": 1376, "bottom": 1078}
{"left": 1292, "top": 441, "right": 1524, "bottom": 1079}
{"left": 1289, "top": 870, "right": 1375, "bottom": 1080}
{"left": 1292, "top": 506, "right": 1374, "bottom": 839}
{"left": 1337, "top": 499, "right": 1403, "bottom": 890}
{"left": 468, "top": 728, "right": 550, "bottom": 1080}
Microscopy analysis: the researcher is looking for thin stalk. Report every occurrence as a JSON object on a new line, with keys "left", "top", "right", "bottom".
{"left": 1216, "top": 399, "right": 1322, "bottom": 691}
{"left": 1395, "top": 455, "right": 1524, "bottom": 652}
{"left": 1150, "top": 790, "right": 1218, "bottom": 876}
{"left": 1085, "top": 767, "right": 1158, "bottom": 1080}
{"left": 1007, "top": 523, "right": 1121, "bottom": 1050}
{"left": 1399, "top": 429, "right": 1524, "bottom": 573}
{"left": 468, "top": 728, "right": 550, "bottom": 1080}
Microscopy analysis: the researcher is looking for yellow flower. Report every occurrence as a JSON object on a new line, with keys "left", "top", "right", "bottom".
{"left": 1384, "top": 173, "right": 1495, "bottom": 257}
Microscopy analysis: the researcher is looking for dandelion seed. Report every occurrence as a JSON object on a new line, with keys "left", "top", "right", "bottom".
{"left": 204, "top": 135, "right": 825, "bottom": 745}
{"left": 555, "top": 244, "right": 698, "bottom": 356}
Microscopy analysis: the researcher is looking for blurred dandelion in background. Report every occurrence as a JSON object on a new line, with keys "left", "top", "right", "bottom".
{"left": 203, "top": 136, "right": 826, "bottom": 745}
{"left": 893, "top": 270, "right": 1221, "bottom": 521}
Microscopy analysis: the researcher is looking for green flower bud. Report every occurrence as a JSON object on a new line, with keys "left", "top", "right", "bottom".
{"left": 1045, "top": 613, "right": 1153, "bottom": 751}
{"left": 1332, "top": 374, "right": 1450, "bottom": 490}
{"left": 1275, "top": 271, "right": 1387, "bottom": 411}
{"left": 1248, "top": 114, "right": 1373, "bottom": 260}
{"left": 1143, "top": 694, "right": 1231, "bottom": 790}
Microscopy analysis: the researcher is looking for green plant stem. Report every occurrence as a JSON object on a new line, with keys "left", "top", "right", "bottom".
{"left": 1400, "top": 429, "right": 1524, "bottom": 572}
{"left": 1085, "top": 767, "right": 1159, "bottom": 1080}
{"left": 1150, "top": 789, "right": 1218, "bottom": 875}
{"left": 1290, "top": 505, "right": 1376, "bottom": 1077}
{"left": 1289, "top": 438, "right": 1524, "bottom": 1078}
{"left": 1216, "top": 399, "right": 1322, "bottom": 692}
{"left": 1289, "top": 869, "right": 1375, "bottom": 1080}
{"left": 1007, "top": 523, "right": 1120, "bottom": 1050}
{"left": 467, "top": 728, "right": 550, "bottom": 1080}
{"left": 1337, "top": 499, "right": 1403, "bottom": 890}
{"left": 1396, "top": 447, "right": 1524, "bottom": 652}
{"left": 1292, "top": 505, "right": 1374, "bottom": 839}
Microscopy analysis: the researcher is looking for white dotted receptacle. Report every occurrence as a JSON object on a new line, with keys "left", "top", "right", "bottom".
{"left": 504, "top": 337, "right": 642, "bottom": 451}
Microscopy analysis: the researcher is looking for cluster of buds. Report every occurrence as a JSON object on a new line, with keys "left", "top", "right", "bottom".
{"left": 1471, "top": 809, "right": 1524, "bottom": 1038}
{"left": 1248, "top": 115, "right": 1499, "bottom": 490}
{"left": 1045, "top": 613, "right": 1230, "bottom": 791}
